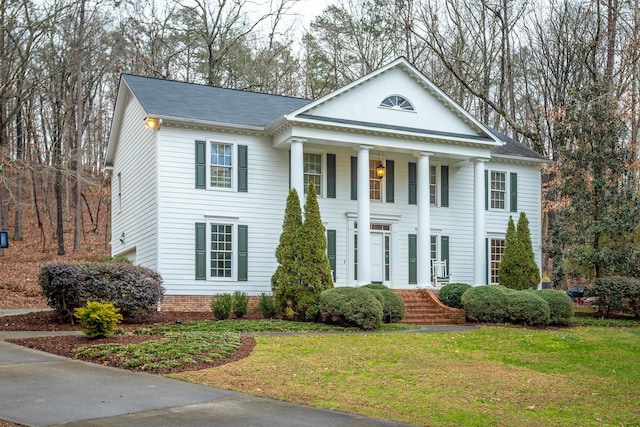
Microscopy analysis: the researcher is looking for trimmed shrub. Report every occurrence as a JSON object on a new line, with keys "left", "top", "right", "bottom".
{"left": 74, "top": 301, "right": 123, "bottom": 338}
{"left": 593, "top": 276, "right": 640, "bottom": 318}
{"left": 258, "top": 293, "right": 277, "bottom": 319}
{"left": 536, "top": 289, "right": 574, "bottom": 324}
{"left": 211, "top": 294, "right": 233, "bottom": 320}
{"left": 39, "top": 262, "right": 164, "bottom": 321}
{"left": 505, "top": 291, "right": 550, "bottom": 326}
{"left": 362, "top": 284, "right": 406, "bottom": 323}
{"left": 232, "top": 291, "right": 249, "bottom": 318}
{"left": 319, "top": 287, "right": 383, "bottom": 330}
{"left": 438, "top": 283, "right": 472, "bottom": 309}
{"left": 461, "top": 285, "right": 509, "bottom": 323}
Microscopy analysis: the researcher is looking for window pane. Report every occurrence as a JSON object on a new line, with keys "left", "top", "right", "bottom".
{"left": 430, "top": 165, "right": 437, "bottom": 205}
{"left": 369, "top": 159, "right": 382, "bottom": 200}
{"left": 210, "top": 224, "right": 233, "bottom": 278}
{"left": 303, "top": 153, "right": 322, "bottom": 195}
{"left": 210, "top": 143, "right": 233, "bottom": 188}
{"left": 490, "top": 238, "right": 505, "bottom": 284}
{"left": 491, "top": 171, "right": 506, "bottom": 209}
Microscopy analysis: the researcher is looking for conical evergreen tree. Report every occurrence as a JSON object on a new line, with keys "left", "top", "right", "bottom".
{"left": 499, "top": 216, "right": 529, "bottom": 290}
{"left": 271, "top": 189, "right": 303, "bottom": 317}
{"left": 516, "top": 212, "right": 540, "bottom": 288}
{"left": 296, "top": 181, "right": 334, "bottom": 319}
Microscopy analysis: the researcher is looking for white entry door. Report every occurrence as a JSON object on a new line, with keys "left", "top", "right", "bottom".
{"left": 370, "top": 232, "right": 384, "bottom": 283}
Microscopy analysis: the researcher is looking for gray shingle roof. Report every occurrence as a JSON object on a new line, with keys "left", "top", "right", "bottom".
{"left": 122, "top": 74, "right": 547, "bottom": 162}
{"left": 122, "top": 74, "right": 311, "bottom": 128}
{"left": 489, "top": 128, "right": 548, "bottom": 161}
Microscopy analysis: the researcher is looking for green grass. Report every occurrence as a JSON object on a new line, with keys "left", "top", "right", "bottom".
{"left": 171, "top": 324, "right": 640, "bottom": 427}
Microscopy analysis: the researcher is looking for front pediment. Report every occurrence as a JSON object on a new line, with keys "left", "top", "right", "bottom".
{"left": 283, "top": 58, "right": 501, "bottom": 147}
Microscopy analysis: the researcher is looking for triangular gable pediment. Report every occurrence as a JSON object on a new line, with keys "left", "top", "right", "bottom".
{"left": 283, "top": 58, "right": 500, "bottom": 146}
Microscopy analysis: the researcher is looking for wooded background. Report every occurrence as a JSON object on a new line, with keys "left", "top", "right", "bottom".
{"left": 1, "top": 0, "right": 638, "bottom": 280}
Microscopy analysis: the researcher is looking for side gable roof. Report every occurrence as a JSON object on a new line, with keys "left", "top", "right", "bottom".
{"left": 121, "top": 74, "right": 311, "bottom": 128}
{"left": 489, "top": 128, "right": 549, "bottom": 162}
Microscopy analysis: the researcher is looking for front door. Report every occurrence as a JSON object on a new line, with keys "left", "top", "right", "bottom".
{"left": 370, "top": 232, "right": 384, "bottom": 283}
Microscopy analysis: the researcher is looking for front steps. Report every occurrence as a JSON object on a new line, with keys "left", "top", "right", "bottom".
{"left": 394, "top": 289, "right": 466, "bottom": 325}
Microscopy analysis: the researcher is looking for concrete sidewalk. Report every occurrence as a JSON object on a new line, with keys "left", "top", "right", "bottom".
{"left": 0, "top": 329, "right": 417, "bottom": 427}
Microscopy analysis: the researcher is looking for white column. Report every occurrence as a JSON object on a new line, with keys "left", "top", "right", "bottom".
{"left": 357, "top": 146, "right": 372, "bottom": 285}
{"left": 474, "top": 159, "right": 487, "bottom": 285}
{"left": 417, "top": 152, "right": 432, "bottom": 287}
{"left": 290, "top": 139, "right": 304, "bottom": 202}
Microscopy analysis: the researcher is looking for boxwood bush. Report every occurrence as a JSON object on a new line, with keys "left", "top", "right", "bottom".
{"left": 74, "top": 301, "right": 123, "bottom": 338}
{"left": 438, "top": 283, "right": 472, "bottom": 309}
{"left": 319, "top": 287, "right": 383, "bottom": 330}
{"left": 39, "top": 262, "right": 164, "bottom": 321}
{"left": 505, "top": 291, "right": 550, "bottom": 326}
{"left": 536, "top": 289, "right": 574, "bottom": 324}
{"left": 461, "top": 285, "right": 510, "bottom": 323}
{"left": 593, "top": 276, "right": 640, "bottom": 318}
{"left": 362, "top": 284, "right": 406, "bottom": 323}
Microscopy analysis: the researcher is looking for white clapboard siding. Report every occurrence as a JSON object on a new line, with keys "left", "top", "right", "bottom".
{"left": 111, "top": 97, "right": 158, "bottom": 269}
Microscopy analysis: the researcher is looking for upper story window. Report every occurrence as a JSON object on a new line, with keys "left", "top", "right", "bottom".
{"left": 380, "top": 95, "right": 414, "bottom": 111}
{"left": 304, "top": 153, "right": 323, "bottom": 196}
{"left": 369, "top": 159, "right": 382, "bottom": 201}
{"left": 490, "top": 171, "right": 506, "bottom": 210}
{"left": 210, "top": 142, "right": 233, "bottom": 188}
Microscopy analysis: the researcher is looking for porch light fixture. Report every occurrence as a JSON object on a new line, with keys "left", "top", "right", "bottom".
{"left": 144, "top": 117, "right": 160, "bottom": 129}
{"left": 376, "top": 161, "right": 386, "bottom": 178}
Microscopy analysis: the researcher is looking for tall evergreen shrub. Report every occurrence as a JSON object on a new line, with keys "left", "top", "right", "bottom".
{"left": 271, "top": 189, "right": 303, "bottom": 318}
{"left": 499, "top": 217, "right": 528, "bottom": 289}
{"left": 517, "top": 212, "right": 540, "bottom": 288}
{"left": 296, "top": 182, "right": 334, "bottom": 319}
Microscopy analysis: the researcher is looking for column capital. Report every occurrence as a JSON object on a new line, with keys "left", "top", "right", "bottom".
{"left": 414, "top": 151, "right": 433, "bottom": 159}
{"left": 354, "top": 145, "right": 374, "bottom": 152}
{"left": 289, "top": 138, "right": 306, "bottom": 145}
{"left": 474, "top": 157, "right": 490, "bottom": 163}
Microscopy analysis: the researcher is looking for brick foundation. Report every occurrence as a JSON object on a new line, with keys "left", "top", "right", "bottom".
{"left": 161, "top": 295, "right": 260, "bottom": 313}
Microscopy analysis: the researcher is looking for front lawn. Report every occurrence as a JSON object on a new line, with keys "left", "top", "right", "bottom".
{"left": 170, "top": 325, "right": 640, "bottom": 427}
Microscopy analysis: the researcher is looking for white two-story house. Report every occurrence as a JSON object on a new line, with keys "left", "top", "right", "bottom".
{"left": 106, "top": 57, "right": 548, "bottom": 310}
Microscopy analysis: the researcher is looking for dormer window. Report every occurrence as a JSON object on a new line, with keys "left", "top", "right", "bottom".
{"left": 380, "top": 95, "right": 414, "bottom": 111}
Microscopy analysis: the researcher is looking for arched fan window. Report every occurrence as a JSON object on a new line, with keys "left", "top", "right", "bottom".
{"left": 380, "top": 95, "right": 414, "bottom": 111}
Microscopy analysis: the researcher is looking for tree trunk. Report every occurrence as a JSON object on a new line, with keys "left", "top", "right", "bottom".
{"left": 73, "top": 0, "right": 86, "bottom": 253}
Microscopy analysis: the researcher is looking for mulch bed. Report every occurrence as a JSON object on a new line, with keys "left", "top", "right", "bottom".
{"left": 1, "top": 310, "right": 256, "bottom": 374}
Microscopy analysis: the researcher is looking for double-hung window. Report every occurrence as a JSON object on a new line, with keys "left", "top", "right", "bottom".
{"left": 210, "top": 224, "right": 233, "bottom": 278}
{"left": 304, "top": 153, "right": 322, "bottom": 195}
{"left": 210, "top": 142, "right": 233, "bottom": 189}
{"left": 489, "top": 238, "right": 505, "bottom": 284}
{"left": 196, "top": 221, "right": 248, "bottom": 281}
{"left": 490, "top": 171, "right": 506, "bottom": 210}
{"left": 369, "top": 159, "right": 382, "bottom": 201}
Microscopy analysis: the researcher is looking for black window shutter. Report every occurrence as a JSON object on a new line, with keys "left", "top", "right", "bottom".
{"left": 327, "top": 229, "right": 336, "bottom": 281}
{"left": 327, "top": 154, "right": 336, "bottom": 198}
{"left": 351, "top": 156, "right": 358, "bottom": 200}
{"left": 485, "top": 238, "right": 489, "bottom": 284}
{"left": 238, "top": 145, "right": 248, "bottom": 192}
{"left": 386, "top": 160, "right": 394, "bottom": 203}
{"left": 409, "top": 234, "right": 417, "bottom": 284}
{"left": 484, "top": 169, "right": 489, "bottom": 210}
{"left": 195, "top": 222, "right": 206, "bottom": 280}
{"left": 408, "top": 162, "right": 417, "bottom": 205}
{"left": 510, "top": 172, "right": 517, "bottom": 212}
{"left": 195, "top": 140, "right": 206, "bottom": 189}
{"left": 441, "top": 235, "right": 449, "bottom": 272}
{"left": 237, "top": 225, "right": 248, "bottom": 281}
{"left": 441, "top": 166, "right": 449, "bottom": 207}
